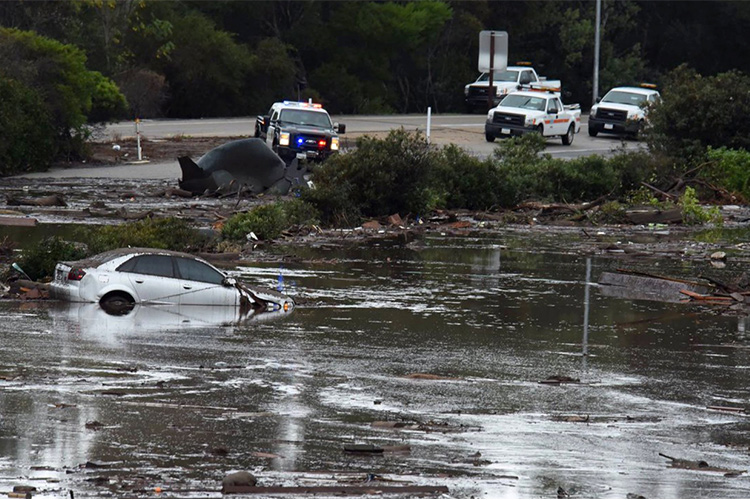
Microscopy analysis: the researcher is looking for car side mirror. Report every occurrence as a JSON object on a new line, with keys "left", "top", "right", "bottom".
{"left": 595, "top": 97, "right": 602, "bottom": 103}
{"left": 222, "top": 277, "right": 237, "bottom": 287}
{"left": 335, "top": 123, "right": 346, "bottom": 134}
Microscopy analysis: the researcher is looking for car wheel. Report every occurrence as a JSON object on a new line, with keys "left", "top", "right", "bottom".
{"left": 485, "top": 133, "right": 495, "bottom": 143}
{"left": 562, "top": 124, "right": 575, "bottom": 146}
{"left": 588, "top": 126, "right": 598, "bottom": 137}
{"left": 100, "top": 292, "right": 135, "bottom": 315}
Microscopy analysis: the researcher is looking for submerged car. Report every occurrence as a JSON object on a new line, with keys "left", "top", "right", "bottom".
{"left": 50, "top": 248, "right": 294, "bottom": 315}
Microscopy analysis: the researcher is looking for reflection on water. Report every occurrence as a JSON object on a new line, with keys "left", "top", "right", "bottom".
{"left": 2, "top": 234, "right": 750, "bottom": 498}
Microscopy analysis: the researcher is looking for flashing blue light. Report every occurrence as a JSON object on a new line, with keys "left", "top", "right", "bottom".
{"left": 297, "top": 137, "right": 304, "bottom": 145}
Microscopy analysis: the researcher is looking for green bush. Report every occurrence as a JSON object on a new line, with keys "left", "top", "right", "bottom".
{"left": 0, "top": 28, "right": 127, "bottom": 166}
{"left": 304, "top": 129, "right": 444, "bottom": 225}
{"left": 222, "top": 199, "right": 320, "bottom": 241}
{"left": 644, "top": 65, "right": 750, "bottom": 161}
{"left": 87, "top": 217, "right": 207, "bottom": 254}
{"left": 704, "top": 146, "right": 750, "bottom": 202}
{"left": 16, "top": 237, "right": 87, "bottom": 281}
{"left": 679, "top": 186, "right": 723, "bottom": 226}
{"left": 0, "top": 78, "right": 57, "bottom": 176}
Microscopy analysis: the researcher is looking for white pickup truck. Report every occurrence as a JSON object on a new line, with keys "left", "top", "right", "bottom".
{"left": 464, "top": 65, "right": 561, "bottom": 112}
{"left": 484, "top": 90, "right": 581, "bottom": 145}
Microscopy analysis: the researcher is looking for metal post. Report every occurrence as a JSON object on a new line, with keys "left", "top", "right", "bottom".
{"left": 582, "top": 257, "right": 592, "bottom": 371}
{"left": 135, "top": 118, "right": 142, "bottom": 161}
{"left": 487, "top": 33, "right": 495, "bottom": 109}
{"left": 593, "top": 0, "right": 601, "bottom": 106}
{"left": 426, "top": 107, "right": 432, "bottom": 144}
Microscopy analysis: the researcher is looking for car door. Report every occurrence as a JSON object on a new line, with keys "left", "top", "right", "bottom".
{"left": 119, "top": 255, "right": 184, "bottom": 304}
{"left": 266, "top": 109, "right": 280, "bottom": 148}
{"left": 546, "top": 98, "right": 564, "bottom": 134}
{"left": 174, "top": 257, "right": 238, "bottom": 306}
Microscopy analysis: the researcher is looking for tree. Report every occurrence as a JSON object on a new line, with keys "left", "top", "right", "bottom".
{"left": 0, "top": 27, "right": 126, "bottom": 160}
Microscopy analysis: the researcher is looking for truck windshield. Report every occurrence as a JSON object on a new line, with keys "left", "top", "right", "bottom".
{"left": 478, "top": 70, "right": 519, "bottom": 82}
{"left": 602, "top": 91, "right": 648, "bottom": 106}
{"left": 499, "top": 94, "right": 546, "bottom": 111}
{"left": 279, "top": 109, "right": 332, "bottom": 128}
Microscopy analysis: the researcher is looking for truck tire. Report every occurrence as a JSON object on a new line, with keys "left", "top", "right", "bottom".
{"left": 254, "top": 124, "right": 261, "bottom": 138}
{"left": 561, "top": 124, "right": 575, "bottom": 146}
{"left": 588, "top": 126, "right": 598, "bottom": 137}
{"left": 536, "top": 124, "right": 544, "bottom": 136}
{"left": 485, "top": 133, "right": 495, "bottom": 143}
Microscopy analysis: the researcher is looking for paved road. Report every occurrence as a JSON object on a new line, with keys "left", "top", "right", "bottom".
{"left": 105, "top": 113, "right": 642, "bottom": 160}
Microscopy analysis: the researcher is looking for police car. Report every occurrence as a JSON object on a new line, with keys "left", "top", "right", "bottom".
{"left": 588, "top": 85, "right": 660, "bottom": 138}
{"left": 255, "top": 101, "right": 345, "bottom": 161}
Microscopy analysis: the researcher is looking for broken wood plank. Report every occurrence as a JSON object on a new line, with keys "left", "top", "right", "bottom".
{"left": 679, "top": 289, "right": 732, "bottom": 301}
{"left": 706, "top": 405, "right": 748, "bottom": 413}
{"left": 0, "top": 216, "right": 37, "bottom": 227}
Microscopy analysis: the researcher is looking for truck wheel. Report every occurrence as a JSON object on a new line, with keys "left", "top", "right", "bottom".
{"left": 254, "top": 125, "right": 261, "bottom": 138}
{"left": 561, "top": 124, "right": 575, "bottom": 146}
{"left": 536, "top": 124, "right": 544, "bottom": 136}
{"left": 485, "top": 133, "right": 495, "bottom": 143}
{"left": 588, "top": 126, "right": 598, "bottom": 137}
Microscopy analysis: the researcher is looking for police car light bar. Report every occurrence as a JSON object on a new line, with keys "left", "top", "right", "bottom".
{"left": 283, "top": 100, "right": 323, "bottom": 108}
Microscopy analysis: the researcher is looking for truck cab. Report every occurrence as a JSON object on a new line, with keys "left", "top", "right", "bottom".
{"left": 255, "top": 101, "right": 345, "bottom": 161}
{"left": 485, "top": 90, "right": 581, "bottom": 145}
{"left": 588, "top": 85, "right": 660, "bottom": 138}
{"left": 464, "top": 65, "right": 561, "bottom": 112}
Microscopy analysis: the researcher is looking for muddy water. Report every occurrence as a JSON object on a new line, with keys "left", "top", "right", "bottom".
{"left": 2, "top": 232, "right": 750, "bottom": 498}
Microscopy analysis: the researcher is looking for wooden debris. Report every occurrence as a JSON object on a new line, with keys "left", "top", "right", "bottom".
{"left": 659, "top": 453, "right": 746, "bottom": 475}
{"left": 0, "top": 216, "right": 37, "bottom": 227}
{"left": 706, "top": 405, "right": 748, "bottom": 414}
{"left": 539, "top": 375, "right": 580, "bottom": 385}
{"left": 404, "top": 373, "right": 459, "bottom": 380}
{"left": 626, "top": 207, "right": 682, "bottom": 224}
{"left": 343, "top": 444, "right": 383, "bottom": 454}
{"left": 221, "top": 485, "right": 450, "bottom": 495}
{"left": 6, "top": 194, "right": 66, "bottom": 207}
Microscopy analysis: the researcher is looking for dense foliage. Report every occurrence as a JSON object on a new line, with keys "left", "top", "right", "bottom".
{"left": 222, "top": 199, "right": 320, "bottom": 241}
{"left": 302, "top": 130, "right": 665, "bottom": 226}
{"left": 2, "top": 1, "right": 749, "bottom": 117}
{"left": 0, "top": 27, "right": 126, "bottom": 174}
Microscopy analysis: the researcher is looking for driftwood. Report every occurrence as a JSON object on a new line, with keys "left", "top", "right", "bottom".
{"left": 6, "top": 194, "right": 66, "bottom": 207}
{"left": 626, "top": 207, "right": 682, "bottom": 225}
{"left": 659, "top": 453, "right": 746, "bottom": 475}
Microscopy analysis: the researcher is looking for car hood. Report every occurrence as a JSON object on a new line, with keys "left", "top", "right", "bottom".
{"left": 594, "top": 102, "right": 645, "bottom": 113}
{"left": 282, "top": 124, "right": 336, "bottom": 136}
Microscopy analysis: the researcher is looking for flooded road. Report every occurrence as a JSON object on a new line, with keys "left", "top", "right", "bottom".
{"left": 2, "top": 232, "right": 750, "bottom": 498}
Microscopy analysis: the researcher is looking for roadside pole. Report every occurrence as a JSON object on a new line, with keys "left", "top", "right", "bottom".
{"left": 426, "top": 107, "right": 432, "bottom": 144}
{"left": 592, "top": 0, "right": 601, "bottom": 106}
{"left": 136, "top": 118, "right": 143, "bottom": 161}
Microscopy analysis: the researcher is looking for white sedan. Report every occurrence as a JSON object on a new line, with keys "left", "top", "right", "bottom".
{"left": 50, "top": 247, "right": 294, "bottom": 315}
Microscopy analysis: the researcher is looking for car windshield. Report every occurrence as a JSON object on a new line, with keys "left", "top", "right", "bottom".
{"left": 279, "top": 109, "right": 332, "bottom": 128}
{"left": 499, "top": 94, "right": 547, "bottom": 111}
{"left": 478, "top": 70, "right": 519, "bottom": 83}
{"left": 602, "top": 91, "right": 648, "bottom": 106}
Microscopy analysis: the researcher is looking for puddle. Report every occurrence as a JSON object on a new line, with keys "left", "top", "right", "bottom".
{"left": 2, "top": 234, "right": 750, "bottom": 498}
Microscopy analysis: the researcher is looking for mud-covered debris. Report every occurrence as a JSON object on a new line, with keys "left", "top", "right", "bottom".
{"left": 387, "top": 213, "right": 403, "bottom": 226}
{"left": 626, "top": 493, "right": 646, "bottom": 499}
{"left": 557, "top": 486, "right": 570, "bottom": 498}
{"left": 7, "top": 280, "right": 50, "bottom": 300}
{"left": 211, "top": 447, "right": 229, "bottom": 456}
{"left": 12, "top": 486, "right": 36, "bottom": 494}
{"left": 7, "top": 194, "right": 66, "bottom": 207}
{"left": 626, "top": 207, "right": 682, "bottom": 224}
{"left": 659, "top": 453, "right": 746, "bottom": 474}
{"left": 710, "top": 251, "right": 727, "bottom": 261}
{"left": 552, "top": 414, "right": 661, "bottom": 424}
{"left": 539, "top": 375, "right": 580, "bottom": 385}
{"left": 80, "top": 461, "right": 108, "bottom": 469}
{"left": 706, "top": 405, "right": 748, "bottom": 414}
{"left": 84, "top": 421, "right": 104, "bottom": 430}
{"left": 221, "top": 485, "right": 450, "bottom": 495}
{"left": 361, "top": 220, "right": 381, "bottom": 230}
{"left": 221, "top": 471, "right": 257, "bottom": 492}
{"left": 343, "top": 443, "right": 384, "bottom": 454}
{"left": 0, "top": 216, "right": 37, "bottom": 227}
{"left": 251, "top": 451, "right": 281, "bottom": 459}
{"left": 8, "top": 492, "right": 32, "bottom": 499}
{"left": 372, "top": 419, "right": 478, "bottom": 434}
{"left": 404, "top": 373, "right": 459, "bottom": 380}
{"left": 599, "top": 270, "right": 709, "bottom": 303}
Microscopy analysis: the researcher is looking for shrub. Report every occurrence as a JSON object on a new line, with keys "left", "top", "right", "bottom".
{"left": 222, "top": 199, "right": 319, "bottom": 241}
{"left": 16, "top": 237, "right": 87, "bottom": 281}
{"left": 703, "top": 146, "right": 750, "bottom": 202}
{"left": 679, "top": 186, "right": 723, "bottom": 226}
{"left": 0, "top": 78, "right": 57, "bottom": 176}
{"left": 643, "top": 65, "right": 750, "bottom": 161}
{"left": 87, "top": 217, "right": 207, "bottom": 254}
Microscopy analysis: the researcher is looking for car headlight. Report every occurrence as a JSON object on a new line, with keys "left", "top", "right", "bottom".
{"left": 464, "top": 86, "right": 469, "bottom": 97}
{"left": 590, "top": 107, "right": 597, "bottom": 118}
{"left": 331, "top": 137, "right": 340, "bottom": 151}
{"left": 487, "top": 111, "right": 493, "bottom": 121}
{"left": 525, "top": 117, "right": 536, "bottom": 127}
{"left": 279, "top": 132, "right": 290, "bottom": 146}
